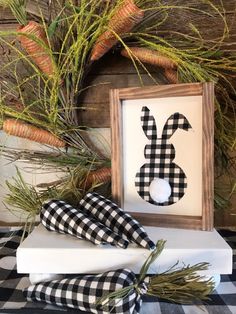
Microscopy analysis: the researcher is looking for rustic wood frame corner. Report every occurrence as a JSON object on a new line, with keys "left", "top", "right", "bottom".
{"left": 110, "top": 82, "right": 214, "bottom": 231}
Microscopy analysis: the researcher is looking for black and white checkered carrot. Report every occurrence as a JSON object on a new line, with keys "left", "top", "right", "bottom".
{"left": 40, "top": 199, "right": 129, "bottom": 248}
{"left": 79, "top": 193, "right": 155, "bottom": 250}
{"left": 23, "top": 268, "right": 144, "bottom": 314}
{"left": 24, "top": 269, "right": 143, "bottom": 313}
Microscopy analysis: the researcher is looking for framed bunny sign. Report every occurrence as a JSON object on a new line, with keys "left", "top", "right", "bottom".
{"left": 110, "top": 83, "right": 214, "bottom": 231}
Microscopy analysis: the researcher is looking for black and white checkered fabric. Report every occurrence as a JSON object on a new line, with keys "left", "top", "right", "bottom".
{"left": 1, "top": 227, "right": 236, "bottom": 313}
{"left": 79, "top": 192, "right": 155, "bottom": 250}
{"left": 135, "top": 106, "right": 192, "bottom": 206}
{"left": 23, "top": 268, "right": 148, "bottom": 314}
{"left": 0, "top": 228, "right": 30, "bottom": 310}
{"left": 41, "top": 199, "right": 129, "bottom": 248}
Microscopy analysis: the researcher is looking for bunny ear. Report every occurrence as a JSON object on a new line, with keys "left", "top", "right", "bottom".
{"left": 162, "top": 113, "right": 192, "bottom": 139}
{"left": 141, "top": 106, "right": 157, "bottom": 140}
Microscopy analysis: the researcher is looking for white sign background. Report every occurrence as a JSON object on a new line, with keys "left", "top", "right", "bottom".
{"left": 122, "top": 95, "right": 202, "bottom": 216}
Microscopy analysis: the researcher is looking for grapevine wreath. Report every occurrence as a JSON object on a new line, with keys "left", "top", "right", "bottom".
{"left": 0, "top": 0, "right": 235, "bottom": 311}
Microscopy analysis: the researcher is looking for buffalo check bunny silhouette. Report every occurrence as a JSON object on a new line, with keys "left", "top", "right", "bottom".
{"left": 135, "top": 106, "right": 192, "bottom": 206}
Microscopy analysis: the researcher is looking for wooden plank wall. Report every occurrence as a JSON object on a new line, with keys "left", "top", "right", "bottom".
{"left": 78, "top": 54, "right": 165, "bottom": 127}
{"left": 0, "top": 1, "right": 235, "bottom": 227}
{"left": 0, "top": 1, "right": 50, "bottom": 22}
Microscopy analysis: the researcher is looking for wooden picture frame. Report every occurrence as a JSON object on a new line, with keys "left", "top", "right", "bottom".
{"left": 110, "top": 83, "right": 214, "bottom": 231}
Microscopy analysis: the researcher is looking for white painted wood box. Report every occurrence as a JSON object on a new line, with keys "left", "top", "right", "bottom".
{"left": 17, "top": 224, "right": 232, "bottom": 284}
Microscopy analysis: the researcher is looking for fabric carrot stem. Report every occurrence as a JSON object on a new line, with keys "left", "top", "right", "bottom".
{"left": 3, "top": 119, "right": 65, "bottom": 147}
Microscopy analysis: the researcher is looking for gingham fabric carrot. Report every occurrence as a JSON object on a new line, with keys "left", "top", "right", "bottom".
{"left": 41, "top": 199, "right": 129, "bottom": 248}
{"left": 24, "top": 268, "right": 146, "bottom": 314}
{"left": 2, "top": 119, "right": 65, "bottom": 147}
{"left": 90, "top": 0, "right": 144, "bottom": 61}
{"left": 79, "top": 193, "right": 155, "bottom": 250}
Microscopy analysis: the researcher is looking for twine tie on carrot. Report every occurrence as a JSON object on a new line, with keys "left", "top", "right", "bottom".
{"left": 98, "top": 278, "right": 149, "bottom": 311}
{"left": 96, "top": 241, "right": 165, "bottom": 308}
{"left": 135, "top": 278, "right": 149, "bottom": 296}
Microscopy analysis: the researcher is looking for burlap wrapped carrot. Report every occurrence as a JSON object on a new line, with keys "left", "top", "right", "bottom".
{"left": 121, "top": 47, "right": 177, "bottom": 69}
{"left": 164, "top": 68, "right": 178, "bottom": 84}
{"left": 83, "top": 167, "right": 111, "bottom": 189}
{"left": 91, "top": 0, "right": 144, "bottom": 61}
{"left": 23, "top": 240, "right": 214, "bottom": 314}
{"left": 0, "top": 1, "right": 57, "bottom": 78}
{"left": 17, "top": 21, "right": 56, "bottom": 78}
{"left": 2, "top": 119, "right": 65, "bottom": 147}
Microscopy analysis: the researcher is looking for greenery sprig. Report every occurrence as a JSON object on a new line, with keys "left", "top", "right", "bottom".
{"left": 97, "top": 240, "right": 214, "bottom": 307}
